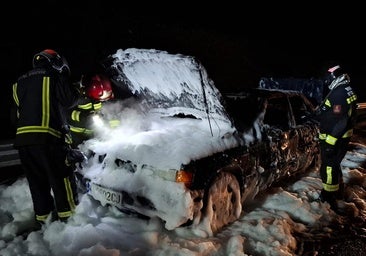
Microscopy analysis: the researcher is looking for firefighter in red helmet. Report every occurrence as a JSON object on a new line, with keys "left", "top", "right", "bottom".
{"left": 85, "top": 74, "right": 114, "bottom": 101}
{"left": 68, "top": 73, "right": 119, "bottom": 148}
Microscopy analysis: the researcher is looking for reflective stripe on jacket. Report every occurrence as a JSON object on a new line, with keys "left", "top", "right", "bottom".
{"left": 12, "top": 68, "right": 78, "bottom": 147}
{"left": 318, "top": 83, "right": 357, "bottom": 145}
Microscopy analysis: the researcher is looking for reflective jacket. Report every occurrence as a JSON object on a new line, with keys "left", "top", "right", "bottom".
{"left": 68, "top": 98, "right": 121, "bottom": 144}
{"left": 68, "top": 97, "right": 102, "bottom": 139}
{"left": 318, "top": 77, "right": 357, "bottom": 145}
{"left": 12, "top": 68, "right": 79, "bottom": 147}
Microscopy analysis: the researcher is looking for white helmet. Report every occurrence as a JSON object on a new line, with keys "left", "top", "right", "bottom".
{"left": 325, "top": 65, "right": 349, "bottom": 90}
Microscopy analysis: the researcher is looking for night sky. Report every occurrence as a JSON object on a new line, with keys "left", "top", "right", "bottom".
{"left": 2, "top": 1, "right": 365, "bottom": 140}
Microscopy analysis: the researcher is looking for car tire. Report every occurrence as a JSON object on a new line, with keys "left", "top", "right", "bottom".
{"left": 204, "top": 171, "right": 242, "bottom": 234}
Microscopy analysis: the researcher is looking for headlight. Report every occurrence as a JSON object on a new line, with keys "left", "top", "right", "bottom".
{"left": 140, "top": 165, "right": 193, "bottom": 187}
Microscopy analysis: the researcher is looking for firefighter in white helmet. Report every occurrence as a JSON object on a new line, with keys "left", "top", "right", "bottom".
{"left": 317, "top": 64, "right": 358, "bottom": 211}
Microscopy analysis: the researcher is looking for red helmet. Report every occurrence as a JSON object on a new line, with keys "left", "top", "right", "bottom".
{"left": 83, "top": 74, "right": 114, "bottom": 101}
{"left": 33, "top": 49, "right": 70, "bottom": 75}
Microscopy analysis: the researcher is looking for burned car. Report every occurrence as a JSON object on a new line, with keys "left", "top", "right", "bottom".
{"left": 224, "top": 88, "right": 320, "bottom": 188}
{"left": 76, "top": 48, "right": 320, "bottom": 235}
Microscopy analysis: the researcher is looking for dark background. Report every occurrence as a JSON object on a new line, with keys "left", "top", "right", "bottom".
{"left": 2, "top": 1, "right": 366, "bottom": 140}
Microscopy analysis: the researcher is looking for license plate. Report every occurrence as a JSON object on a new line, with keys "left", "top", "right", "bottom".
{"left": 89, "top": 183, "right": 123, "bottom": 208}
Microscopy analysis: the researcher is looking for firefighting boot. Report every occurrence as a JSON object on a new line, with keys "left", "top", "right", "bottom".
{"left": 319, "top": 189, "right": 338, "bottom": 212}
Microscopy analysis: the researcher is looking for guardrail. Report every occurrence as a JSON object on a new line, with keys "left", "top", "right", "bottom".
{"left": 0, "top": 140, "right": 23, "bottom": 185}
{"left": 0, "top": 141, "right": 20, "bottom": 168}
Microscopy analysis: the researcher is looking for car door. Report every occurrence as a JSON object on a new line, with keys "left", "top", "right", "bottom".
{"left": 288, "top": 94, "right": 319, "bottom": 171}
{"left": 261, "top": 95, "right": 300, "bottom": 180}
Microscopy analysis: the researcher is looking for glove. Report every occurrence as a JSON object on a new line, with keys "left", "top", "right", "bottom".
{"left": 323, "top": 144, "right": 335, "bottom": 158}
{"left": 65, "top": 148, "right": 88, "bottom": 168}
{"left": 73, "top": 79, "right": 86, "bottom": 97}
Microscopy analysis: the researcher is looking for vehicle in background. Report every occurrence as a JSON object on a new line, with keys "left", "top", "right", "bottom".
{"left": 258, "top": 77, "right": 325, "bottom": 106}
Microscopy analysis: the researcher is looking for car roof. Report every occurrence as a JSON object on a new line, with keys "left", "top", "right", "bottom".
{"left": 225, "top": 87, "right": 308, "bottom": 99}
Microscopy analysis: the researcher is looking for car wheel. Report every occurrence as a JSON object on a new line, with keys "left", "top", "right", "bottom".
{"left": 204, "top": 171, "right": 242, "bottom": 234}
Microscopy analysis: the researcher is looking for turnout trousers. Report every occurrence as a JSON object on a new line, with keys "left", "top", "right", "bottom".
{"left": 18, "top": 144, "right": 79, "bottom": 223}
{"left": 319, "top": 137, "right": 350, "bottom": 192}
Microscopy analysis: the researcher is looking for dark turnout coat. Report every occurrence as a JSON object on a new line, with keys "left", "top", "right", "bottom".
{"left": 12, "top": 66, "right": 80, "bottom": 223}
{"left": 318, "top": 80, "right": 357, "bottom": 145}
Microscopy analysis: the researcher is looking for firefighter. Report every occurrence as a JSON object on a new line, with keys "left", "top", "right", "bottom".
{"left": 68, "top": 73, "right": 118, "bottom": 148}
{"left": 317, "top": 65, "right": 358, "bottom": 211}
{"left": 11, "top": 49, "right": 83, "bottom": 227}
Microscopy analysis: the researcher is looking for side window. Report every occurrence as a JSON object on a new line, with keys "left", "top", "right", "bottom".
{"left": 263, "top": 97, "right": 290, "bottom": 129}
{"left": 224, "top": 95, "right": 262, "bottom": 133}
{"left": 289, "top": 96, "right": 310, "bottom": 125}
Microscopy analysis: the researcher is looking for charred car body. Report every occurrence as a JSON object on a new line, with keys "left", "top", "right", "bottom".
{"left": 77, "top": 48, "right": 320, "bottom": 235}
